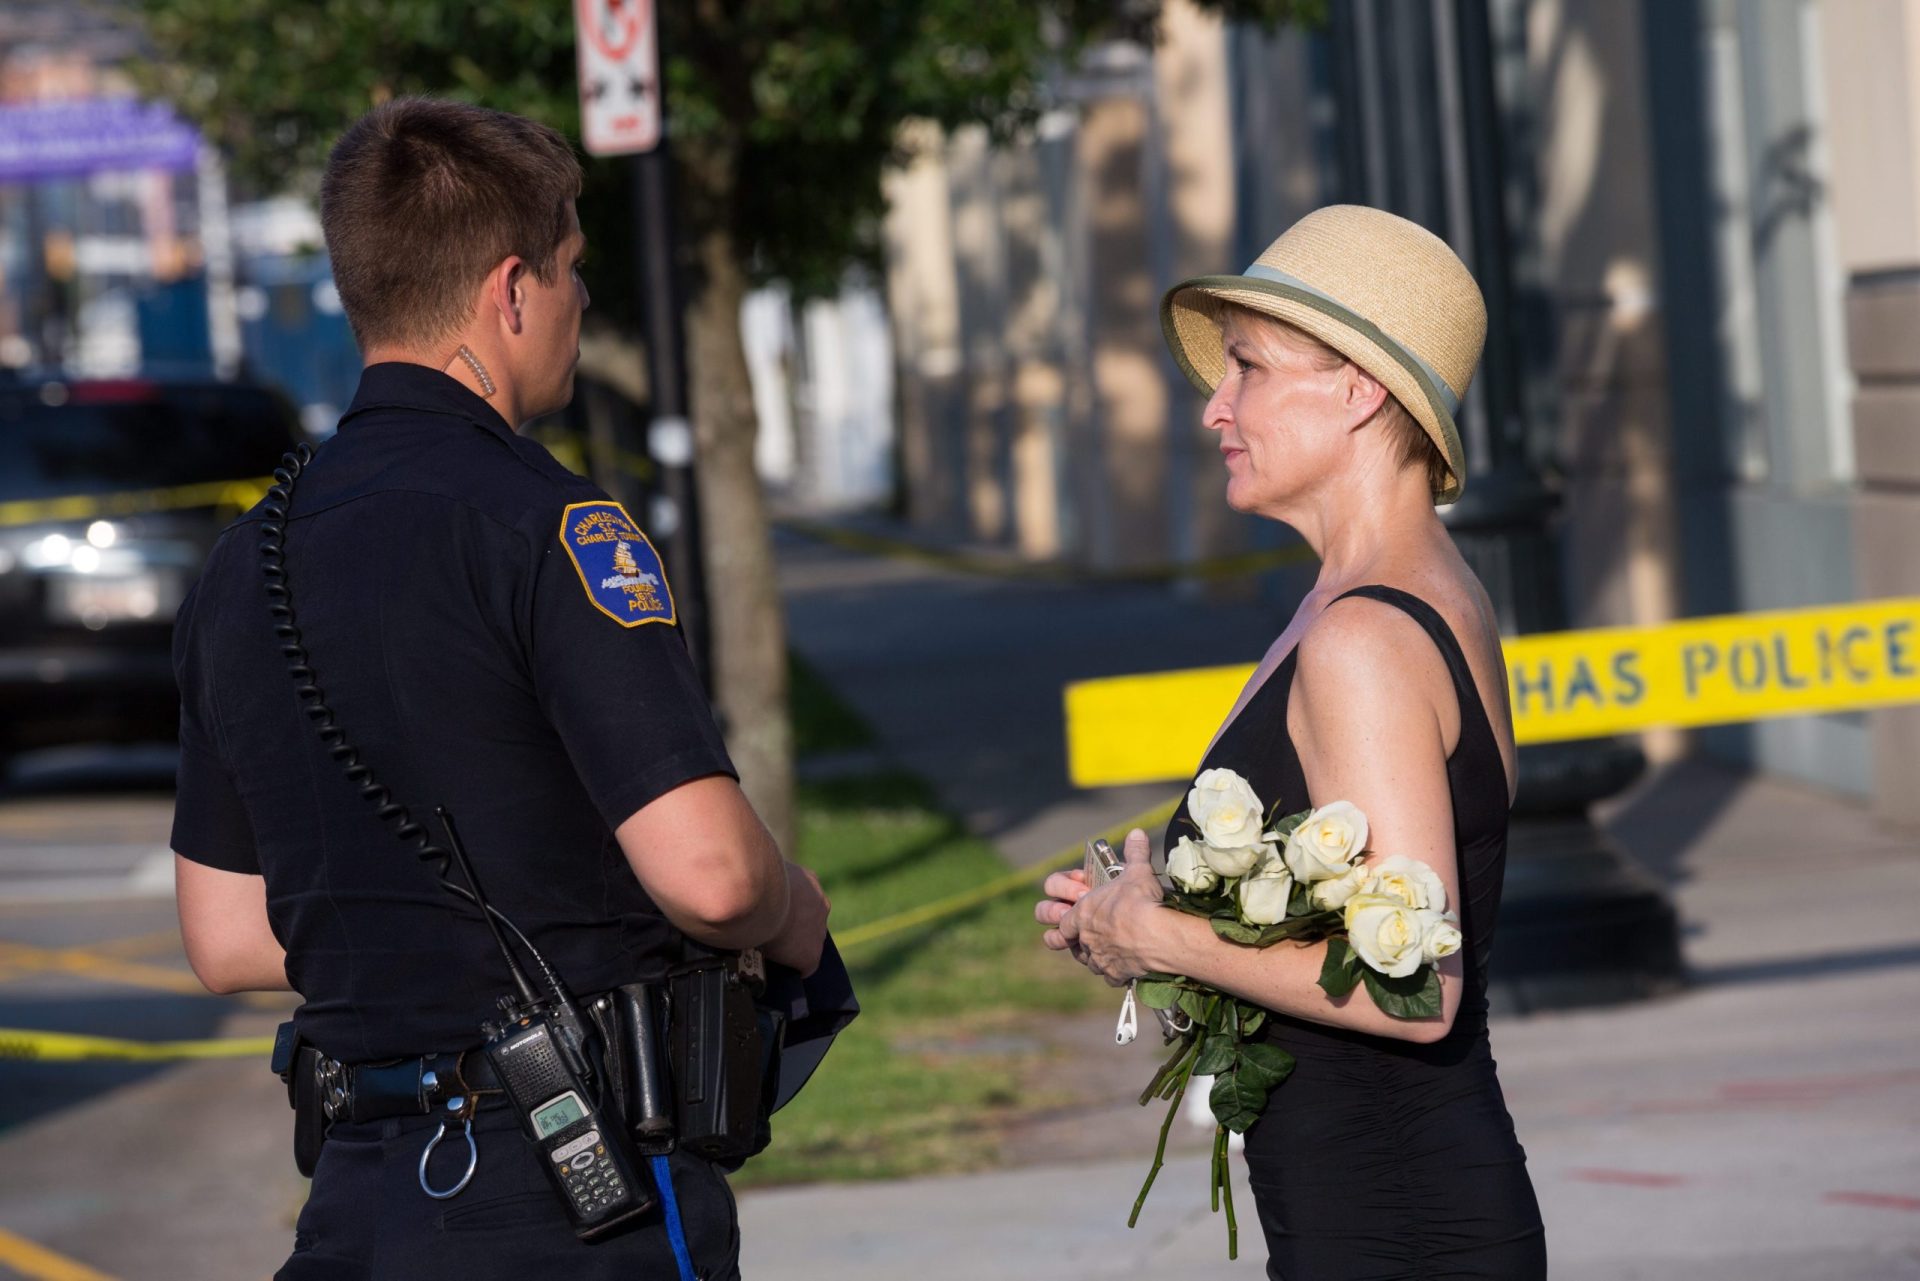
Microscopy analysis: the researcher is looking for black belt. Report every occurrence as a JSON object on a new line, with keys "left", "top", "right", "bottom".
{"left": 316, "top": 1047, "right": 505, "bottom": 1125}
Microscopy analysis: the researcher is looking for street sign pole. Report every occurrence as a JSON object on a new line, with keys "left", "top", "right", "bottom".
{"left": 630, "top": 141, "right": 709, "bottom": 681}
{"left": 575, "top": 0, "right": 709, "bottom": 679}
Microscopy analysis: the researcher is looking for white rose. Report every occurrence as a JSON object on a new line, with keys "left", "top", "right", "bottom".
{"left": 1167, "top": 836, "right": 1221, "bottom": 894}
{"left": 1366, "top": 854, "right": 1447, "bottom": 913}
{"left": 1235, "top": 857, "right": 1295, "bottom": 926}
{"left": 1187, "top": 768, "right": 1267, "bottom": 851}
{"left": 1343, "top": 893, "right": 1426, "bottom": 978}
{"left": 1421, "top": 910, "right": 1463, "bottom": 962}
{"left": 1201, "top": 838, "right": 1270, "bottom": 880}
{"left": 1283, "top": 800, "right": 1369, "bottom": 882}
{"left": 1310, "top": 863, "right": 1372, "bottom": 912}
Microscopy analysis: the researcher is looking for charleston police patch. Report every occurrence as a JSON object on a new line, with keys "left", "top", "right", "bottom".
{"left": 560, "top": 501, "right": 677, "bottom": 627}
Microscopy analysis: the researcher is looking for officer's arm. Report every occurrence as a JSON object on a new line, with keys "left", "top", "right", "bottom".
{"left": 174, "top": 856, "right": 292, "bottom": 994}
{"left": 614, "top": 775, "right": 790, "bottom": 951}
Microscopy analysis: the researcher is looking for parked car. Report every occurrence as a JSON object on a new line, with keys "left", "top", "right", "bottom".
{"left": 0, "top": 377, "right": 302, "bottom": 755}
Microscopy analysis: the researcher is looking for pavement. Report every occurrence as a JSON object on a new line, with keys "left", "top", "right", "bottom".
{"left": 0, "top": 523, "right": 1913, "bottom": 1279}
{"left": 757, "top": 526, "right": 1920, "bottom": 1281}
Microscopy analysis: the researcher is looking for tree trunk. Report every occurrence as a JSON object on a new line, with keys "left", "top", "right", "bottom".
{"left": 684, "top": 217, "right": 795, "bottom": 855}
{"left": 573, "top": 321, "right": 650, "bottom": 510}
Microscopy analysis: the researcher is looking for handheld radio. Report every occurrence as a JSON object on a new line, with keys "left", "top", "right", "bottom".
{"left": 438, "top": 813, "right": 654, "bottom": 1240}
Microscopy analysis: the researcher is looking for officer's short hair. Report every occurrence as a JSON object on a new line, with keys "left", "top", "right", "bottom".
{"left": 320, "top": 98, "right": 583, "bottom": 350}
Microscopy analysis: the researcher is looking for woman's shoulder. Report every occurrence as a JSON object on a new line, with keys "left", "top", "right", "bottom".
{"left": 1316, "top": 557, "right": 1500, "bottom": 661}
{"left": 1291, "top": 564, "right": 1501, "bottom": 713}
{"left": 1293, "top": 589, "right": 1451, "bottom": 702}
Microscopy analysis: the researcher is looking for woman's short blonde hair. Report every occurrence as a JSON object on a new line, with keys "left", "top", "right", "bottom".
{"left": 1212, "top": 301, "right": 1450, "bottom": 496}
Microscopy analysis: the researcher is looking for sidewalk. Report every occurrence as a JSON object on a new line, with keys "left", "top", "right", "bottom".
{"left": 766, "top": 525, "right": 1920, "bottom": 1281}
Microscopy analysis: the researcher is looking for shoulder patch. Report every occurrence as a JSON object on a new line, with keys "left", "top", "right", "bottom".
{"left": 559, "top": 501, "right": 677, "bottom": 628}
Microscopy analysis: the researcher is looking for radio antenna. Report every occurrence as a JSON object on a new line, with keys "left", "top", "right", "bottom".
{"left": 437, "top": 807, "right": 543, "bottom": 1011}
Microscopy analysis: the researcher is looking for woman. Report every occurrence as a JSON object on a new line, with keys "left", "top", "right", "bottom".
{"left": 1037, "top": 205, "right": 1547, "bottom": 1278}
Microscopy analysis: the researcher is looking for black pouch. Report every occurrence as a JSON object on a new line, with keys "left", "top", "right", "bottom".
{"left": 271, "top": 1020, "right": 328, "bottom": 1178}
{"left": 668, "top": 961, "right": 765, "bottom": 1165}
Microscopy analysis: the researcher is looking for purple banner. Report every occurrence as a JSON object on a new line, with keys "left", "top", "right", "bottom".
{"left": 0, "top": 99, "right": 202, "bottom": 183}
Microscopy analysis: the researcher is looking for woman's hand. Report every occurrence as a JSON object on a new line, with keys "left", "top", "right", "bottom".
{"left": 1037, "top": 829, "right": 1167, "bottom": 983}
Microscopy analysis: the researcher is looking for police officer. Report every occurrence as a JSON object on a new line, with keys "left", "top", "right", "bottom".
{"left": 169, "top": 98, "right": 830, "bottom": 1279}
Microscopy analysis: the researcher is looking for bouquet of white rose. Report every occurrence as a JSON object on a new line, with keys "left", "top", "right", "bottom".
{"left": 1124, "top": 767, "right": 1461, "bottom": 1259}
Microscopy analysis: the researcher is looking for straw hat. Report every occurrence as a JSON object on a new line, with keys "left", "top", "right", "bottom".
{"left": 1160, "top": 205, "right": 1486, "bottom": 503}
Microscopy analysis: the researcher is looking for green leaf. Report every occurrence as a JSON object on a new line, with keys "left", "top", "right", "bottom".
{"left": 1211, "top": 917, "right": 1263, "bottom": 945}
{"left": 1267, "top": 808, "right": 1310, "bottom": 840}
{"left": 1360, "top": 963, "right": 1443, "bottom": 1020}
{"left": 1238, "top": 1006, "right": 1267, "bottom": 1037}
{"left": 1250, "top": 911, "right": 1342, "bottom": 948}
{"left": 1318, "top": 937, "right": 1364, "bottom": 998}
{"left": 1236, "top": 1042, "right": 1296, "bottom": 1091}
{"left": 1176, "top": 988, "right": 1213, "bottom": 1025}
{"left": 1135, "top": 979, "right": 1180, "bottom": 1010}
{"left": 1287, "top": 881, "right": 1315, "bottom": 917}
{"left": 1208, "top": 1069, "right": 1269, "bottom": 1133}
{"left": 1192, "top": 1034, "right": 1238, "bottom": 1077}
{"left": 1164, "top": 888, "right": 1224, "bottom": 917}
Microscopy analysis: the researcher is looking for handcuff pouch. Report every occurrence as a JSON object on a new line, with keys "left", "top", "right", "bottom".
{"left": 272, "top": 1021, "right": 328, "bottom": 1178}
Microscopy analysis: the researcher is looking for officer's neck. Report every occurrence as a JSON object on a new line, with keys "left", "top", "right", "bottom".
{"left": 361, "top": 343, "right": 526, "bottom": 430}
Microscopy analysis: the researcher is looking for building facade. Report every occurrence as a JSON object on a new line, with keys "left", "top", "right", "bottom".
{"left": 879, "top": 0, "right": 1920, "bottom": 822}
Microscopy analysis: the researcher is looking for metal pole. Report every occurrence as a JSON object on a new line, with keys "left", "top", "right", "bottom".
{"left": 631, "top": 141, "right": 709, "bottom": 682}
{"left": 1451, "top": 0, "right": 1524, "bottom": 468}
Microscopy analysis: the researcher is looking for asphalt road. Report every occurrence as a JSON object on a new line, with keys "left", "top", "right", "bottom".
{"left": 0, "top": 749, "right": 300, "bottom": 1281}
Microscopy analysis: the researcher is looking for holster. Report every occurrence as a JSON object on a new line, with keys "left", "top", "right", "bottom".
{"left": 667, "top": 952, "right": 770, "bottom": 1168}
{"left": 271, "top": 1021, "right": 328, "bottom": 1179}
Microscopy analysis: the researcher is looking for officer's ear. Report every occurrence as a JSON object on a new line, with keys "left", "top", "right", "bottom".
{"left": 490, "top": 257, "right": 527, "bottom": 335}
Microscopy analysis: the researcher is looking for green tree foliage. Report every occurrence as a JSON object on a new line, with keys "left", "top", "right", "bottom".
{"left": 136, "top": 0, "right": 1322, "bottom": 299}
{"left": 133, "top": 0, "right": 1323, "bottom": 853}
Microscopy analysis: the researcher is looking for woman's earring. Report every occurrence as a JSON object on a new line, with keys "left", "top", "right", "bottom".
{"left": 454, "top": 345, "right": 496, "bottom": 398}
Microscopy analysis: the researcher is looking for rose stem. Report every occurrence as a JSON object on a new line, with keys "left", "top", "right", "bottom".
{"left": 1219, "top": 1125, "right": 1239, "bottom": 1259}
{"left": 1128, "top": 1061, "right": 1192, "bottom": 1228}
{"left": 1138, "top": 1034, "right": 1195, "bottom": 1107}
{"left": 1211, "top": 1122, "right": 1222, "bottom": 1212}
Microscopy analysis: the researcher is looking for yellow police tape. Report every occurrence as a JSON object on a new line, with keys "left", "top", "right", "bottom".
{"left": 0, "top": 1027, "right": 276, "bottom": 1062}
{"left": 780, "top": 518, "right": 1317, "bottom": 585}
{"left": 0, "top": 435, "right": 651, "bottom": 533}
{"left": 833, "top": 795, "right": 1182, "bottom": 950}
{"left": 0, "top": 478, "right": 272, "bottom": 530}
{"left": 0, "top": 800, "right": 1182, "bottom": 1060}
{"left": 1066, "top": 596, "right": 1920, "bottom": 787}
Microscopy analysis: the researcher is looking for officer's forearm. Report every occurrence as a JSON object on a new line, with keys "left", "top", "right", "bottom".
{"left": 175, "top": 854, "right": 296, "bottom": 994}
{"left": 187, "top": 942, "right": 294, "bottom": 995}
{"left": 656, "top": 866, "right": 790, "bottom": 951}
{"left": 615, "top": 776, "right": 791, "bottom": 950}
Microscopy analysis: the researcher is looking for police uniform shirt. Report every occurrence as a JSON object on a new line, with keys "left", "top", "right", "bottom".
{"left": 170, "top": 362, "right": 734, "bottom": 1063}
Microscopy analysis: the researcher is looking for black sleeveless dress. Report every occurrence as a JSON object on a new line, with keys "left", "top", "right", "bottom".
{"left": 1165, "top": 586, "right": 1547, "bottom": 1280}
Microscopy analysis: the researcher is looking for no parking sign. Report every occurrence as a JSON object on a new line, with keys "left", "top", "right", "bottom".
{"left": 575, "top": 0, "right": 659, "bottom": 155}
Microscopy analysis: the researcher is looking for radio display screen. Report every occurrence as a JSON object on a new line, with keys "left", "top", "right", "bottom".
{"left": 533, "top": 1091, "right": 586, "bottom": 1138}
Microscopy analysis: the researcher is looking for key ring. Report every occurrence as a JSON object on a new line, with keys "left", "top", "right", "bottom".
{"left": 418, "top": 1106, "right": 478, "bottom": 1200}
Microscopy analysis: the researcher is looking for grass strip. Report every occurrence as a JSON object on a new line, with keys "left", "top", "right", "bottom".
{"left": 738, "top": 769, "right": 1101, "bottom": 1185}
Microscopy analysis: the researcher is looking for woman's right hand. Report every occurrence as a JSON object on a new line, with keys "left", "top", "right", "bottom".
{"left": 1035, "top": 867, "right": 1091, "bottom": 954}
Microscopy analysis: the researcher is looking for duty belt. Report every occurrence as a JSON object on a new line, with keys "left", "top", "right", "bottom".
{"left": 310, "top": 1045, "right": 505, "bottom": 1125}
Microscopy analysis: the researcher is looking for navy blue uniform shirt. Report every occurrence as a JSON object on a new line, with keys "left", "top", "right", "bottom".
{"left": 171, "top": 363, "right": 734, "bottom": 1062}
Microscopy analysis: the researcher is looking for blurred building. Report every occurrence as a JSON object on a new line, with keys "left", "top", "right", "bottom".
{"left": 0, "top": 2, "right": 241, "bottom": 380}
{"left": 0, "top": 1, "right": 361, "bottom": 428}
{"left": 878, "top": 0, "right": 1920, "bottom": 824}
{"left": 742, "top": 276, "right": 897, "bottom": 511}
